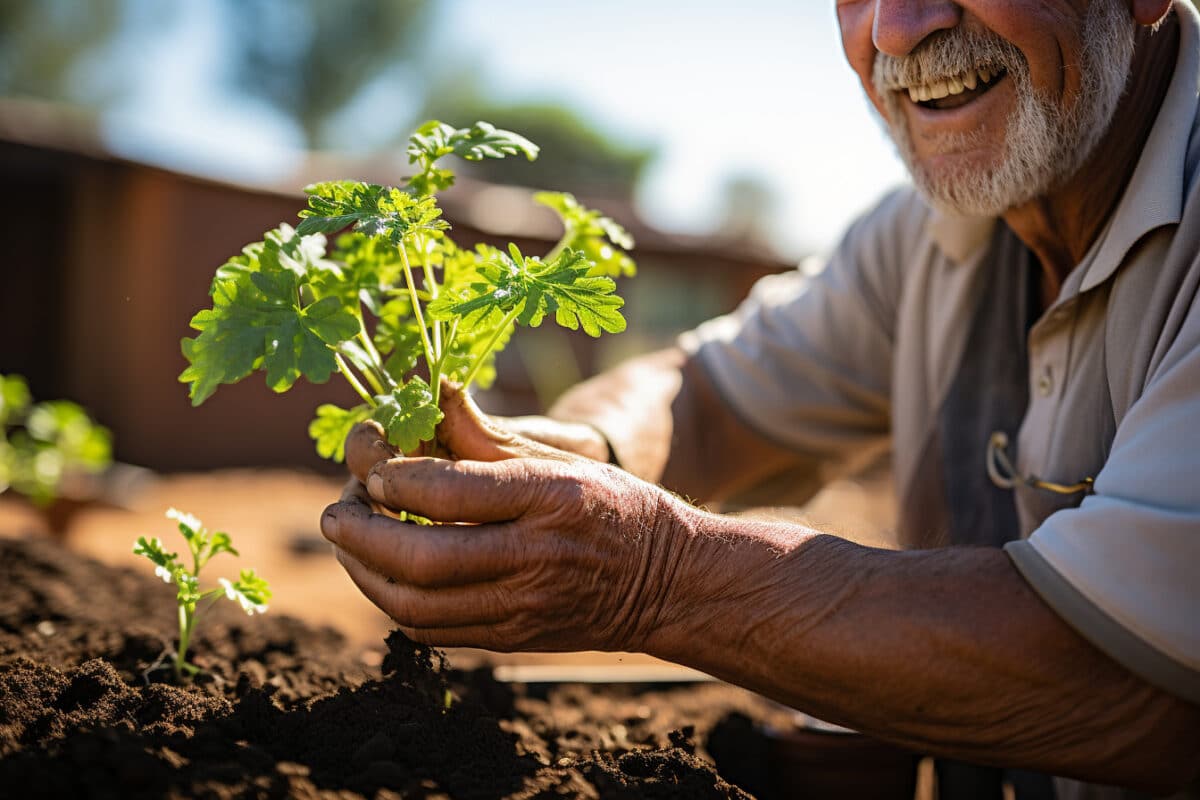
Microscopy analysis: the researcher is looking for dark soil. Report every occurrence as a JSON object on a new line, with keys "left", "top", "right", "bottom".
{"left": 0, "top": 536, "right": 794, "bottom": 799}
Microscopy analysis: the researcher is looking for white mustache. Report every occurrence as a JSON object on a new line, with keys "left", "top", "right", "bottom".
{"left": 872, "top": 27, "right": 1024, "bottom": 93}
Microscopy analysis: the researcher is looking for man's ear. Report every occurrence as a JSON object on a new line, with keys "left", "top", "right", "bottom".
{"left": 1129, "top": 0, "right": 1173, "bottom": 26}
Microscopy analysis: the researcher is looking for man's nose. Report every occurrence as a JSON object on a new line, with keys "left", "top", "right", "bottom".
{"left": 872, "top": 0, "right": 962, "bottom": 57}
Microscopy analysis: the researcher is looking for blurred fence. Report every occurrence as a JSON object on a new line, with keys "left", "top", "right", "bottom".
{"left": 0, "top": 106, "right": 793, "bottom": 472}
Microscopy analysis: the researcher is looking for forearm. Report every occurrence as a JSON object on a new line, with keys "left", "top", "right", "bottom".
{"left": 644, "top": 508, "right": 1200, "bottom": 792}
{"left": 549, "top": 347, "right": 808, "bottom": 503}
{"left": 548, "top": 348, "right": 684, "bottom": 481}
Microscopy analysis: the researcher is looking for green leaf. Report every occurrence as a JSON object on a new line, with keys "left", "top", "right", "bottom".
{"left": 179, "top": 233, "right": 362, "bottom": 405}
{"left": 440, "top": 313, "right": 514, "bottom": 390}
{"left": 535, "top": 192, "right": 637, "bottom": 278}
{"left": 423, "top": 245, "right": 515, "bottom": 388}
{"left": 175, "top": 571, "right": 201, "bottom": 608}
{"left": 133, "top": 536, "right": 181, "bottom": 582}
{"left": 430, "top": 246, "right": 625, "bottom": 338}
{"left": 294, "top": 213, "right": 360, "bottom": 236}
{"left": 373, "top": 297, "right": 424, "bottom": 380}
{"left": 336, "top": 339, "right": 378, "bottom": 379}
{"left": 220, "top": 570, "right": 271, "bottom": 615}
{"left": 371, "top": 378, "right": 443, "bottom": 453}
{"left": 325, "top": 232, "right": 406, "bottom": 315}
{"left": 308, "top": 403, "right": 371, "bottom": 462}
{"left": 207, "top": 531, "right": 239, "bottom": 560}
{"left": 0, "top": 373, "right": 31, "bottom": 427}
{"left": 405, "top": 120, "right": 539, "bottom": 194}
{"left": 24, "top": 400, "right": 111, "bottom": 471}
{"left": 447, "top": 121, "right": 540, "bottom": 163}
{"left": 299, "top": 181, "right": 448, "bottom": 247}
{"left": 166, "top": 507, "right": 203, "bottom": 543}
{"left": 216, "top": 224, "right": 335, "bottom": 285}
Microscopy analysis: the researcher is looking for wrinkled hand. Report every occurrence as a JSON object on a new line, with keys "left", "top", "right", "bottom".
{"left": 493, "top": 415, "right": 611, "bottom": 463}
{"left": 342, "top": 397, "right": 609, "bottom": 472}
{"left": 322, "top": 384, "right": 690, "bottom": 652}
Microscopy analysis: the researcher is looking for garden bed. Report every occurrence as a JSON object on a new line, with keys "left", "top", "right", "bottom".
{"left": 0, "top": 534, "right": 803, "bottom": 799}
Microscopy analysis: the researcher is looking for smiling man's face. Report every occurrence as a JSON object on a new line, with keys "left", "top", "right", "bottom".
{"left": 838, "top": 1, "right": 1137, "bottom": 216}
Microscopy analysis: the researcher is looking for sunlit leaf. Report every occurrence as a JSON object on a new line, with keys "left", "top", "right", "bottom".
{"left": 308, "top": 403, "right": 371, "bottom": 462}
{"left": 179, "top": 228, "right": 361, "bottom": 405}
{"left": 371, "top": 378, "right": 443, "bottom": 453}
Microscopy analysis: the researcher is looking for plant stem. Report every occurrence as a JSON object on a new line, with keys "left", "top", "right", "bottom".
{"left": 358, "top": 331, "right": 386, "bottom": 373}
{"left": 398, "top": 245, "right": 437, "bottom": 369}
{"left": 417, "top": 237, "right": 445, "bottom": 462}
{"left": 429, "top": 318, "right": 460, "bottom": 408}
{"left": 418, "top": 236, "right": 442, "bottom": 360}
{"left": 349, "top": 303, "right": 392, "bottom": 394}
{"left": 335, "top": 354, "right": 376, "bottom": 406}
{"left": 175, "top": 604, "right": 193, "bottom": 681}
{"left": 461, "top": 307, "right": 520, "bottom": 390}
{"left": 361, "top": 363, "right": 386, "bottom": 396}
{"left": 350, "top": 342, "right": 387, "bottom": 396}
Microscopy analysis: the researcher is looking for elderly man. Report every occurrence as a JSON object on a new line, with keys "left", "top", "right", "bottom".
{"left": 321, "top": 0, "right": 1200, "bottom": 796}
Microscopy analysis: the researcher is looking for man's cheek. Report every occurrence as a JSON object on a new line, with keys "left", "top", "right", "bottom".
{"left": 836, "top": 2, "right": 879, "bottom": 96}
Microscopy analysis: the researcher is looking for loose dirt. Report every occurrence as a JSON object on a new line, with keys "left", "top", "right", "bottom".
{"left": 0, "top": 536, "right": 802, "bottom": 799}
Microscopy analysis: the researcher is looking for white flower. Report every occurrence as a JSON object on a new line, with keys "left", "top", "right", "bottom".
{"left": 218, "top": 578, "right": 268, "bottom": 616}
{"left": 154, "top": 565, "right": 173, "bottom": 584}
{"left": 166, "top": 508, "right": 203, "bottom": 533}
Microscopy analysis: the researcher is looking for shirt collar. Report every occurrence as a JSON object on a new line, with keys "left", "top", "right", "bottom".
{"left": 1080, "top": 0, "right": 1200, "bottom": 292}
{"left": 925, "top": 0, "right": 1200, "bottom": 277}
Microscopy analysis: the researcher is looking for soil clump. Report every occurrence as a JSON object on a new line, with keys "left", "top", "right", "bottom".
{"left": 0, "top": 536, "right": 789, "bottom": 798}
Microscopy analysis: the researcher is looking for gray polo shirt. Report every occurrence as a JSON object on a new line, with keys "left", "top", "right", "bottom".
{"left": 683, "top": 1, "right": 1200, "bottom": 708}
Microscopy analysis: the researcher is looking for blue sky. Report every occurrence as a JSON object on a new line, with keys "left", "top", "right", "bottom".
{"left": 99, "top": 0, "right": 907, "bottom": 259}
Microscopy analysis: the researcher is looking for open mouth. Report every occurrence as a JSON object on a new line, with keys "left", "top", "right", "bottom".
{"left": 902, "top": 67, "right": 1008, "bottom": 111}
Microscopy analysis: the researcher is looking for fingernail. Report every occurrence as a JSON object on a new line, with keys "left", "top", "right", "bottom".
{"left": 321, "top": 507, "right": 340, "bottom": 543}
{"left": 367, "top": 472, "right": 384, "bottom": 501}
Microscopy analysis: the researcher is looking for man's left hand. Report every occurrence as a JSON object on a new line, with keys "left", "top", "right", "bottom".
{"left": 321, "top": 384, "right": 692, "bottom": 652}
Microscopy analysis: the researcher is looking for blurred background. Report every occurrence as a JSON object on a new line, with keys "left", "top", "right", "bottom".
{"left": 0, "top": 0, "right": 906, "bottom": 471}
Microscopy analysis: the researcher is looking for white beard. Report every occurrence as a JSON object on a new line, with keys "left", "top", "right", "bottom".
{"left": 872, "top": 0, "right": 1137, "bottom": 216}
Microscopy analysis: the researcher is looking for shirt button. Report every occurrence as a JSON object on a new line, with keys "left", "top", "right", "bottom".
{"left": 1036, "top": 366, "right": 1055, "bottom": 397}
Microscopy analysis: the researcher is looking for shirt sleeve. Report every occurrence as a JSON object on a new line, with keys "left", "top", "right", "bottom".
{"left": 1006, "top": 285, "right": 1200, "bottom": 704}
{"left": 679, "top": 187, "right": 923, "bottom": 479}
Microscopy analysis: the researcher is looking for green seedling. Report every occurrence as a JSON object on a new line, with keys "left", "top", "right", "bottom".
{"left": 0, "top": 372, "right": 111, "bottom": 507}
{"left": 134, "top": 508, "right": 271, "bottom": 682}
{"left": 178, "top": 120, "right": 636, "bottom": 464}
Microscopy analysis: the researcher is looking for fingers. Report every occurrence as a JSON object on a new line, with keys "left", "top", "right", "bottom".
{"left": 334, "top": 549, "right": 536, "bottom": 651}
{"left": 321, "top": 497, "right": 519, "bottom": 586}
{"left": 345, "top": 420, "right": 398, "bottom": 484}
{"left": 339, "top": 476, "right": 370, "bottom": 505}
{"left": 437, "top": 381, "right": 571, "bottom": 463}
{"left": 500, "top": 416, "right": 612, "bottom": 462}
{"left": 342, "top": 387, "right": 569, "bottom": 489}
{"left": 333, "top": 546, "right": 513, "bottom": 629}
{"left": 365, "top": 456, "right": 559, "bottom": 524}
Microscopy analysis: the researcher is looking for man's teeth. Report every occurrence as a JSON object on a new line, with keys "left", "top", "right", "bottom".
{"left": 907, "top": 67, "right": 996, "bottom": 103}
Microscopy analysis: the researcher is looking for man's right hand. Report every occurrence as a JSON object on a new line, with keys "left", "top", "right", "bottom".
{"left": 344, "top": 381, "right": 610, "bottom": 481}
{"left": 493, "top": 416, "right": 611, "bottom": 463}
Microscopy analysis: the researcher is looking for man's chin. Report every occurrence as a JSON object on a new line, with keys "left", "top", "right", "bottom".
{"left": 906, "top": 156, "right": 1017, "bottom": 218}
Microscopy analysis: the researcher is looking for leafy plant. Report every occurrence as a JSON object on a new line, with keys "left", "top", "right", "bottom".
{"left": 134, "top": 508, "right": 271, "bottom": 682}
{"left": 0, "top": 373, "right": 112, "bottom": 506}
{"left": 178, "top": 120, "right": 636, "bottom": 463}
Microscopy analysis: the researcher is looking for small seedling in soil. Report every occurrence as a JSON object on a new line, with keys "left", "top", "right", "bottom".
{"left": 0, "top": 372, "right": 111, "bottom": 507}
{"left": 178, "top": 120, "right": 635, "bottom": 467}
{"left": 134, "top": 508, "right": 271, "bottom": 682}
